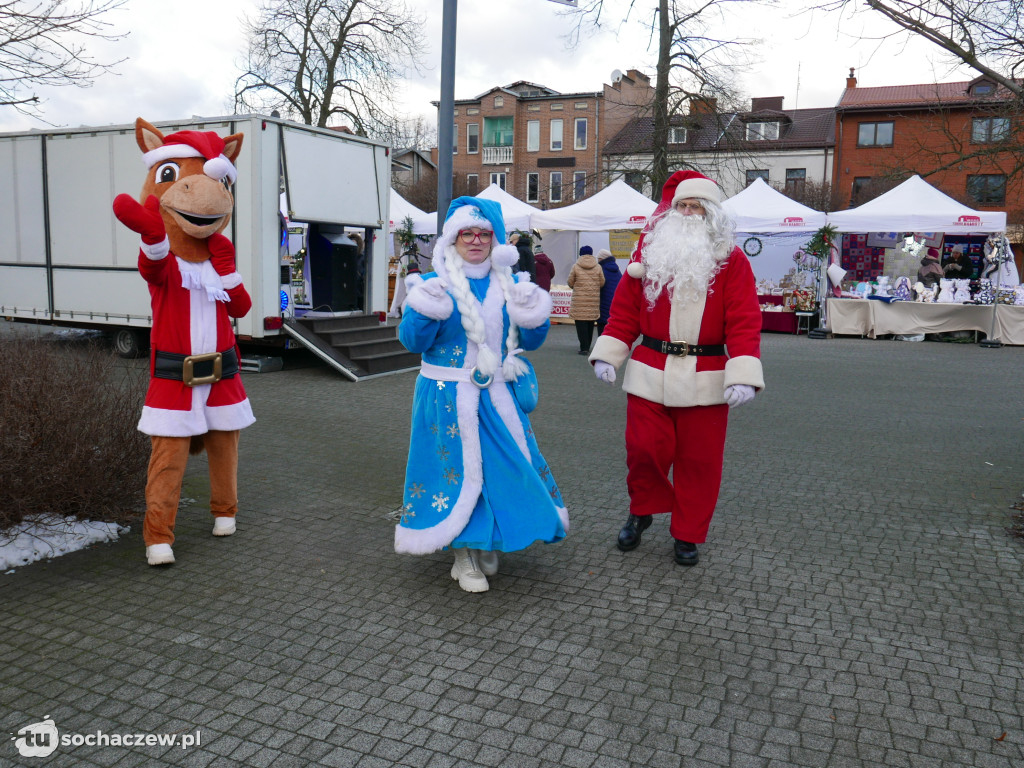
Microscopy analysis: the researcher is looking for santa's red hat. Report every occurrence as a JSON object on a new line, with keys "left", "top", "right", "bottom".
{"left": 625, "top": 169, "right": 721, "bottom": 279}
{"left": 142, "top": 130, "right": 237, "bottom": 183}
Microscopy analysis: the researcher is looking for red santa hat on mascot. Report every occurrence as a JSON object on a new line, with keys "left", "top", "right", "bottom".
{"left": 625, "top": 170, "right": 722, "bottom": 279}
{"left": 141, "top": 129, "right": 238, "bottom": 184}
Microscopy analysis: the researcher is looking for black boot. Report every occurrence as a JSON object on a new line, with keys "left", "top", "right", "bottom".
{"left": 673, "top": 539, "right": 699, "bottom": 566}
{"left": 617, "top": 514, "right": 652, "bottom": 551}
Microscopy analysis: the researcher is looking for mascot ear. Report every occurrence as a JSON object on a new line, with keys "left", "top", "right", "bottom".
{"left": 222, "top": 133, "right": 244, "bottom": 165}
{"left": 135, "top": 118, "right": 165, "bottom": 154}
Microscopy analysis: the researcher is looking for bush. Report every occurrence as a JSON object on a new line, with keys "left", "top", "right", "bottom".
{"left": 0, "top": 334, "right": 150, "bottom": 532}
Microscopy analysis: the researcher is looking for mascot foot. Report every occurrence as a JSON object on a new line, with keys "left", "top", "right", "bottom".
{"left": 475, "top": 549, "right": 499, "bottom": 576}
{"left": 212, "top": 517, "right": 236, "bottom": 536}
{"left": 146, "top": 543, "right": 175, "bottom": 566}
{"left": 451, "top": 548, "right": 489, "bottom": 592}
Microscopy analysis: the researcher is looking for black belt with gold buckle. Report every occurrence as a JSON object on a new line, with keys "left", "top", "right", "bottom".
{"left": 640, "top": 335, "right": 726, "bottom": 357}
{"left": 154, "top": 348, "right": 239, "bottom": 386}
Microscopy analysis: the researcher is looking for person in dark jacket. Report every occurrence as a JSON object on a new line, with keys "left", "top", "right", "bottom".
{"left": 533, "top": 252, "right": 555, "bottom": 291}
{"left": 510, "top": 232, "right": 537, "bottom": 282}
{"left": 596, "top": 249, "right": 622, "bottom": 336}
{"left": 942, "top": 245, "right": 975, "bottom": 280}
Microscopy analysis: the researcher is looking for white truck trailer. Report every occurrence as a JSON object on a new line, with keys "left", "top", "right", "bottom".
{"left": 0, "top": 114, "right": 418, "bottom": 379}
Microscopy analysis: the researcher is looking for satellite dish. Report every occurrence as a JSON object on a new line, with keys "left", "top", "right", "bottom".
{"left": 610, "top": 69, "right": 623, "bottom": 84}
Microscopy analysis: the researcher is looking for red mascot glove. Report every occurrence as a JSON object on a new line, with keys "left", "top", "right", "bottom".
{"left": 207, "top": 233, "right": 237, "bottom": 277}
{"left": 112, "top": 194, "right": 166, "bottom": 245}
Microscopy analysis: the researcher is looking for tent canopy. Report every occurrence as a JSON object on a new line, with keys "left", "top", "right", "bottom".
{"left": 827, "top": 175, "right": 1007, "bottom": 233}
{"left": 723, "top": 177, "right": 827, "bottom": 233}
{"left": 410, "top": 183, "right": 540, "bottom": 235}
{"left": 530, "top": 179, "right": 656, "bottom": 231}
{"left": 388, "top": 189, "right": 426, "bottom": 231}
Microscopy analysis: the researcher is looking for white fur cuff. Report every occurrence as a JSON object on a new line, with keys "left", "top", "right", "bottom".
{"left": 406, "top": 283, "right": 454, "bottom": 320}
{"left": 220, "top": 272, "right": 243, "bottom": 290}
{"left": 506, "top": 284, "right": 552, "bottom": 328}
{"left": 142, "top": 236, "right": 170, "bottom": 260}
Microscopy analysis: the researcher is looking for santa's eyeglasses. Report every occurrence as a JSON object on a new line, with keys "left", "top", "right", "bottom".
{"left": 458, "top": 229, "right": 493, "bottom": 243}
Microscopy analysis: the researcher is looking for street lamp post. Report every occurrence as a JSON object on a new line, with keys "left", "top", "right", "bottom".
{"left": 435, "top": 0, "right": 458, "bottom": 235}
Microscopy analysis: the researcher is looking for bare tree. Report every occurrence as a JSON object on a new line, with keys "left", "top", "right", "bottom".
{"left": 0, "top": 0, "right": 127, "bottom": 117}
{"left": 569, "top": 0, "right": 766, "bottom": 193}
{"left": 234, "top": 0, "right": 426, "bottom": 135}
{"left": 818, "top": 0, "right": 1023, "bottom": 98}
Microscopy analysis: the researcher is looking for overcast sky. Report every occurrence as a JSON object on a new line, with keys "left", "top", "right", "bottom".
{"left": 0, "top": 0, "right": 979, "bottom": 135}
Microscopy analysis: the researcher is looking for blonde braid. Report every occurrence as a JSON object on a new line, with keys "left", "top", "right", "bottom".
{"left": 445, "top": 246, "right": 498, "bottom": 376}
{"left": 496, "top": 266, "right": 528, "bottom": 379}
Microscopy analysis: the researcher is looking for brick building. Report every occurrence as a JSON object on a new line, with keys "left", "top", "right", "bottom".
{"left": 833, "top": 68, "right": 1021, "bottom": 218}
{"left": 441, "top": 69, "right": 654, "bottom": 209}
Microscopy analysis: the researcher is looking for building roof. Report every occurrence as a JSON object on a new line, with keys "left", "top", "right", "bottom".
{"left": 603, "top": 106, "right": 836, "bottom": 155}
{"left": 836, "top": 77, "right": 1013, "bottom": 110}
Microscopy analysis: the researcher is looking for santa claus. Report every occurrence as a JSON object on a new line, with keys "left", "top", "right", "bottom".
{"left": 589, "top": 170, "right": 763, "bottom": 566}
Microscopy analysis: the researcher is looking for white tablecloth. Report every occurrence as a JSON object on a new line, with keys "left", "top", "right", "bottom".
{"left": 827, "top": 298, "right": 1024, "bottom": 345}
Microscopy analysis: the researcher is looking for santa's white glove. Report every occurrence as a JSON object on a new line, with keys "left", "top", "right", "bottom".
{"left": 405, "top": 277, "right": 453, "bottom": 320}
{"left": 593, "top": 360, "right": 616, "bottom": 385}
{"left": 506, "top": 279, "right": 551, "bottom": 328}
{"left": 724, "top": 384, "right": 756, "bottom": 408}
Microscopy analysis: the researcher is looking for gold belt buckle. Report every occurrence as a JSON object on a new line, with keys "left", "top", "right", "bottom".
{"left": 670, "top": 339, "right": 688, "bottom": 357}
{"left": 182, "top": 352, "right": 222, "bottom": 386}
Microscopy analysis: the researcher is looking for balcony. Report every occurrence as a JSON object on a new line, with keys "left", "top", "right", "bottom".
{"left": 482, "top": 145, "right": 513, "bottom": 165}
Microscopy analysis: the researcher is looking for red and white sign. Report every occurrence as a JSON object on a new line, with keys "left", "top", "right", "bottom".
{"left": 956, "top": 215, "right": 981, "bottom": 226}
{"left": 781, "top": 216, "right": 805, "bottom": 227}
{"left": 550, "top": 289, "right": 572, "bottom": 318}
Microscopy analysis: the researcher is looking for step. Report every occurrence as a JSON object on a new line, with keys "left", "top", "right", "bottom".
{"left": 337, "top": 337, "right": 409, "bottom": 357}
{"left": 353, "top": 349, "right": 421, "bottom": 374}
{"left": 326, "top": 325, "right": 402, "bottom": 345}
{"left": 298, "top": 314, "right": 382, "bottom": 334}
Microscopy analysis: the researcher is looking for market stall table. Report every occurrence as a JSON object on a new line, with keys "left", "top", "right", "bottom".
{"left": 827, "top": 297, "right": 1024, "bottom": 345}
{"left": 758, "top": 294, "right": 798, "bottom": 334}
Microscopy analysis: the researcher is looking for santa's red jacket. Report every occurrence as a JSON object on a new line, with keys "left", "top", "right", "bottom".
{"left": 137, "top": 246, "right": 256, "bottom": 437}
{"left": 590, "top": 244, "right": 764, "bottom": 407}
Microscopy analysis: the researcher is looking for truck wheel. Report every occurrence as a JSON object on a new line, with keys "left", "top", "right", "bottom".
{"left": 112, "top": 328, "right": 148, "bottom": 358}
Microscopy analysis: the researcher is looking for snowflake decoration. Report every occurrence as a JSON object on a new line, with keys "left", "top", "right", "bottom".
{"left": 538, "top": 465, "right": 551, "bottom": 481}
{"left": 900, "top": 236, "right": 924, "bottom": 258}
{"left": 437, "top": 445, "right": 450, "bottom": 462}
{"left": 446, "top": 424, "right": 460, "bottom": 438}
{"left": 443, "top": 467, "right": 462, "bottom": 485}
{"left": 431, "top": 493, "right": 450, "bottom": 512}
{"left": 445, "top": 402, "right": 455, "bottom": 413}
{"left": 452, "top": 345, "right": 463, "bottom": 357}
{"left": 430, "top": 424, "right": 439, "bottom": 435}
{"left": 437, "top": 381, "right": 447, "bottom": 391}
{"left": 400, "top": 503, "right": 416, "bottom": 524}
{"left": 408, "top": 483, "right": 425, "bottom": 498}
{"left": 438, "top": 346, "right": 447, "bottom": 355}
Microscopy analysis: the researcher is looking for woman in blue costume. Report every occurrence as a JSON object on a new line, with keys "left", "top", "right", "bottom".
{"left": 395, "top": 197, "right": 568, "bottom": 592}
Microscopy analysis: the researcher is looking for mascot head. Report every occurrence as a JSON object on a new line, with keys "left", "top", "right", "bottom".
{"left": 133, "top": 118, "right": 243, "bottom": 263}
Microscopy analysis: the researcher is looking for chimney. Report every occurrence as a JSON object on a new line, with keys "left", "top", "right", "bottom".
{"left": 846, "top": 68, "right": 857, "bottom": 89}
{"left": 750, "top": 96, "right": 784, "bottom": 112}
{"left": 689, "top": 97, "right": 717, "bottom": 115}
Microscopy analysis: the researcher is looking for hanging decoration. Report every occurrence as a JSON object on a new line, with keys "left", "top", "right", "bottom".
{"left": 742, "top": 236, "right": 762, "bottom": 257}
{"left": 899, "top": 235, "right": 925, "bottom": 258}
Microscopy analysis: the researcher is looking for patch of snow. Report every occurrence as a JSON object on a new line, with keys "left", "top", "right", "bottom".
{"left": 1, "top": 516, "right": 129, "bottom": 572}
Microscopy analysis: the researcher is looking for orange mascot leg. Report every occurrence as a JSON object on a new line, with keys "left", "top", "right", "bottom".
{"left": 204, "top": 429, "right": 240, "bottom": 534}
{"left": 143, "top": 436, "right": 191, "bottom": 547}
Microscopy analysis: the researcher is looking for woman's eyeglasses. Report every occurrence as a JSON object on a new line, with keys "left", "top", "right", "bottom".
{"left": 458, "top": 229, "right": 493, "bottom": 244}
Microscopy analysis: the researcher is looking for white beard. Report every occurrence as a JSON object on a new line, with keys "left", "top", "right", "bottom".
{"left": 641, "top": 211, "right": 726, "bottom": 307}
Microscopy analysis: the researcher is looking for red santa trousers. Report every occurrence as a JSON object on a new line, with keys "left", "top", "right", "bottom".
{"left": 143, "top": 430, "right": 240, "bottom": 546}
{"left": 625, "top": 394, "right": 728, "bottom": 543}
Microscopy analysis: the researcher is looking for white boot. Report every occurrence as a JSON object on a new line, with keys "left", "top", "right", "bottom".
{"left": 450, "top": 548, "right": 489, "bottom": 592}
{"left": 212, "top": 517, "right": 236, "bottom": 536}
{"left": 475, "top": 549, "right": 499, "bottom": 576}
{"left": 146, "top": 543, "right": 175, "bottom": 566}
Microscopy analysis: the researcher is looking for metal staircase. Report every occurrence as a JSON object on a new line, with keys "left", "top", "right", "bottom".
{"left": 283, "top": 314, "right": 419, "bottom": 381}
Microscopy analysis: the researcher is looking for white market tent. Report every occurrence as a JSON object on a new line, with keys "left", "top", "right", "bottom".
{"left": 530, "top": 179, "right": 657, "bottom": 283}
{"left": 388, "top": 188, "right": 426, "bottom": 231}
{"left": 827, "top": 175, "right": 1007, "bottom": 234}
{"left": 409, "top": 184, "right": 540, "bottom": 236}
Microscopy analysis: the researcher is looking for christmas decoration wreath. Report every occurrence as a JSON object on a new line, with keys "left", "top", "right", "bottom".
{"left": 743, "top": 236, "right": 763, "bottom": 257}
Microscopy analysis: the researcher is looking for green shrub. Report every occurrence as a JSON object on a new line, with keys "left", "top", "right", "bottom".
{"left": 0, "top": 334, "right": 149, "bottom": 532}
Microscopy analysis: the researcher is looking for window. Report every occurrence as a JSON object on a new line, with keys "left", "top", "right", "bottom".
{"left": 550, "top": 103, "right": 564, "bottom": 111}
{"left": 624, "top": 172, "right": 645, "bottom": 193}
{"left": 484, "top": 117, "right": 513, "bottom": 146}
{"left": 857, "top": 121, "right": 894, "bottom": 147}
{"left": 550, "top": 172, "right": 562, "bottom": 203}
{"left": 467, "top": 174, "right": 479, "bottom": 194}
{"left": 527, "top": 104, "right": 541, "bottom": 112}
{"left": 745, "top": 122, "right": 779, "bottom": 141}
{"left": 669, "top": 127, "right": 688, "bottom": 144}
{"left": 527, "top": 173, "right": 539, "bottom": 203}
{"left": 967, "top": 174, "right": 1006, "bottom": 204}
{"left": 494, "top": 95, "right": 504, "bottom": 108}
{"left": 972, "top": 117, "right": 1010, "bottom": 143}
{"left": 851, "top": 176, "right": 873, "bottom": 206}
{"left": 467, "top": 123, "right": 479, "bottom": 154}
{"left": 574, "top": 171, "right": 587, "bottom": 200}
{"left": 550, "top": 119, "right": 563, "bottom": 151}
{"left": 972, "top": 82, "right": 995, "bottom": 96}
{"left": 745, "top": 169, "right": 769, "bottom": 185}
{"left": 785, "top": 168, "right": 806, "bottom": 194}
{"left": 489, "top": 172, "right": 507, "bottom": 190}
{"left": 466, "top": 107, "right": 479, "bottom": 115}
{"left": 574, "top": 118, "right": 587, "bottom": 150}
{"left": 575, "top": 102, "right": 588, "bottom": 110}
{"left": 527, "top": 121, "right": 540, "bottom": 152}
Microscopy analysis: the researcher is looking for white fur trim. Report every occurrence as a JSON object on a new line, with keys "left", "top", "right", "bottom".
{"left": 138, "top": 397, "right": 255, "bottom": 436}
{"left": 626, "top": 261, "right": 646, "bottom": 279}
{"left": 143, "top": 146, "right": 237, "bottom": 183}
{"left": 142, "top": 237, "right": 170, "bottom": 260}
{"left": 406, "top": 281, "right": 454, "bottom": 320}
{"left": 491, "top": 244, "right": 519, "bottom": 268}
{"left": 723, "top": 355, "right": 765, "bottom": 390}
{"left": 590, "top": 335, "right": 630, "bottom": 368}
{"left": 405, "top": 273, "right": 424, "bottom": 290}
{"left": 436, "top": 205, "right": 494, "bottom": 253}
{"left": 506, "top": 283, "right": 552, "bottom": 329}
{"left": 220, "top": 272, "right": 242, "bottom": 290}
{"left": 672, "top": 176, "right": 721, "bottom": 204}
{"left": 204, "top": 156, "right": 237, "bottom": 183}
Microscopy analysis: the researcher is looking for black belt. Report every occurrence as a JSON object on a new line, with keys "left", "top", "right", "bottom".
{"left": 640, "top": 335, "right": 725, "bottom": 357}
{"left": 154, "top": 348, "right": 239, "bottom": 386}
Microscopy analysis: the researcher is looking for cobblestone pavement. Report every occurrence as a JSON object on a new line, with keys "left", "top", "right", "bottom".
{"left": 2, "top": 322, "right": 1023, "bottom": 768}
